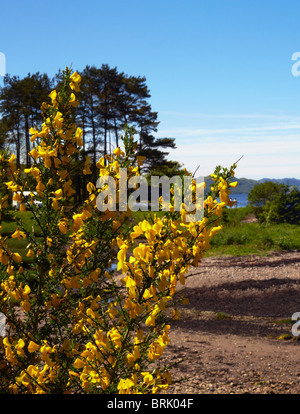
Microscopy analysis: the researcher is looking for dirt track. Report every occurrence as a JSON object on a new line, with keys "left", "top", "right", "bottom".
{"left": 163, "top": 251, "right": 300, "bottom": 394}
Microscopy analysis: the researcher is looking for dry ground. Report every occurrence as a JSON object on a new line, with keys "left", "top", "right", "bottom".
{"left": 163, "top": 251, "right": 300, "bottom": 394}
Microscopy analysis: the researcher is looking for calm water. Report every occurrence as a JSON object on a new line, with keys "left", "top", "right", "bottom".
{"left": 132, "top": 193, "right": 250, "bottom": 210}
{"left": 230, "top": 193, "right": 249, "bottom": 208}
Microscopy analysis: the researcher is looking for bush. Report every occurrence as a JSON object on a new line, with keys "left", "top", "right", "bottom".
{"left": 249, "top": 181, "right": 300, "bottom": 224}
{"left": 0, "top": 68, "right": 237, "bottom": 394}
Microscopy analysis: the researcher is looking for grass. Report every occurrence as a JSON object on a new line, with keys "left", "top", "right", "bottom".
{"left": 208, "top": 222, "right": 300, "bottom": 256}
{"left": 1, "top": 211, "right": 43, "bottom": 265}
{"left": 215, "top": 312, "right": 232, "bottom": 320}
{"left": 1, "top": 210, "right": 42, "bottom": 236}
{"left": 272, "top": 319, "right": 294, "bottom": 325}
{"left": 5, "top": 238, "right": 36, "bottom": 265}
{"left": 207, "top": 207, "right": 300, "bottom": 257}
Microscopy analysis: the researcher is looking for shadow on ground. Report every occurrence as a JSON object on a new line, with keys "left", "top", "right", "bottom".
{"left": 173, "top": 277, "right": 300, "bottom": 339}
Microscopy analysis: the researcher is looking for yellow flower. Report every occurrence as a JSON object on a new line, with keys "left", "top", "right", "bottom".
{"left": 21, "top": 300, "right": 31, "bottom": 312}
{"left": 11, "top": 229, "right": 26, "bottom": 240}
{"left": 49, "top": 90, "right": 58, "bottom": 107}
{"left": 113, "top": 147, "right": 124, "bottom": 157}
{"left": 130, "top": 224, "right": 143, "bottom": 239}
{"left": 28, "top": 341, "right": 40, "bottom": 353}
{"left": 53, "top": 111, "right": 63, "bottom": 131}
{"left": 229, "top": 181, "right": 238, "bottom": 188}
{"left": 52, "top": 199, "right": 59, "bottom": 211}
{"left": 22, "top": 284, "right": 31, "bottom": 300}
{"left": 108, "top": 327, "right": 122, "bottom": 348}
{"left": 15, "top": 338, "right": 25, "bottom": 356}
{"left": 5, "top": 181, "right": 19, "bottom": 192}
{"left": 57, "top": 169, "right": 68, "bottom": 180}
{"left": 63, "top": 179, "right": 76, "bottom": 197}
{"left": 12, "top": 192, "right": 23, "bottom": 203}
{"left": 69, "top": 93, "right": 79, "bottom": 107}
{"left": 8, "top": 154, "right": 16, "bottom": 169}
{"left": 70, "top": 72, "right": 81, "bottom": 92}
{"left": 58, "top": 219, "right": 68, "bottom": 234}
{"left": 0, "top": 252, "right": 9, "bottom": 265}
{"left": 117, "top": 378, "right": 136, "bottom": 394}
{"left": 74, "top": 358, "right": 85, "bottom": 369}
{"left": 27, "top": 249, "right": 35, "bottom": 258}
{"left": 172, "top": 309, "right": 180, "bottom": 320}
{"left": 40, "top": 342, "right": 54, "bottom": 366}
{"left": 83, "top": 156, "right": 92, "bottom": 175}
{"left": 3, "top": 337, "right": 16, "bottom": 364}
{"left": 54, "top": 157, "right": 62, "bottom": 169}
{"left": 74, "top": 128, "right": 83, "bottom": 146}
{"left": 29, "top": 147, "right": 39, "bottom": 160}
{"left": 145, "top": 313, "right": 156, "bottom": 327}
{"left": 86, "top": 182, "right": 95, "bottom": 194}
{"left": 36, "top": 181, "right": 45, "bottom": 192}
{"left": 19, "top": 203, "right": 26, "bottom": 212}
{"left": 72, "top": 213, "right": 84, "bottom": 231}
{"left": 54, "top": 189, "right": 63, "bottom": 200}
{"left": 136, "top": 155, "right": 146, "bottom": 166}
{"left": 141, "top": 372, "right": 155, "bottom": 385}
{"left": 12, "top": 253, "right": 22, "bottom": 263}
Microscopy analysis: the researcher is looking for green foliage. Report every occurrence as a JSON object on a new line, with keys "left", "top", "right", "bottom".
{"left": 136, "top": 134, "right": 180, "bottom": 176}
{"left": 0, "top": 73, "right": 52, "bottom": 168}
{"left": 248, "top": 181, "right": 300, "bottom": 224}
{"left": 216, "top": 312, "right": 232, "bottom": 320}
{"left": 262, "top": 187, "right": 300, "bottom": 224}
{"left": 248, "top": 181, "right": 286, "bottom": 208}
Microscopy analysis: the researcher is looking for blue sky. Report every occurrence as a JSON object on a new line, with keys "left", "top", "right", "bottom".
{"left": 0, "top": 0, "right": 300, "bottom": 179}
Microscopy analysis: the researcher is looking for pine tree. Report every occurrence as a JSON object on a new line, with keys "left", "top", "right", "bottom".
{"left": 78, "top": 66, "right": 103, "bottom": 169}
{"left": 0, "top": 73, "right": 51, "bottom": 167}
{"left": 0, "top": 75, "right": 24, "bottom": 168}
{"left": 0, "top": 65, "right": 181, "bottom": 177}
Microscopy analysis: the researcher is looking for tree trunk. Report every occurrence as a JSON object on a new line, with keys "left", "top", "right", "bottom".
{"left": 15, "top": 122, "right": 21, "bottom": 169}
{"left": 114, "top": 117, "right": 118, "bottom": 148}
{"left": 104, "top": 116, "right": 107, "bottom": 164}
{"left": 24, "top": 115, "right": 31, "bottom": 167}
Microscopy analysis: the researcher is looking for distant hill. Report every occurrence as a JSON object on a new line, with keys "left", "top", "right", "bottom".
{"left": 204, "top": 176, "right": 300, "bottom": 195}
{"left": 258, "top": 178, "right": 300, "bottom": 187}
{"left": 229, "top": 178, "right": 258, "bottom": 194}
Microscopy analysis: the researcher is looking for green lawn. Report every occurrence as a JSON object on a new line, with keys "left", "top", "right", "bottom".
{"left": 207, "top": 207, "right": 300, "bottom": 256}
{"left": 0, "top": 210, "right": 42, "bottom": 235}
{"left": 1, "top": 211, "right": 42, "bottom": 264}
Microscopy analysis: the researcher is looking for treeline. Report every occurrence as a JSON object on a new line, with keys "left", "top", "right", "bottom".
{"left": 248, "top": 181, "right": 300, "bottom": 224}
{"left": 0, "top": 64, "right": 181, "bottom": 175}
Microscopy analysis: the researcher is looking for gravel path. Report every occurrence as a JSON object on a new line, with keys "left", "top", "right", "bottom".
{"left": 163, "top": 250, "right": 300, "bottom": 394}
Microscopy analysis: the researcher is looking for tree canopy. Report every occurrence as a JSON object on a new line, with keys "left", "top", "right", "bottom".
{"left": 0, "top": 65, "right": 179, "bottom": 176}
{"left": 248, "top": 181, "right": 300, "bottom": 224}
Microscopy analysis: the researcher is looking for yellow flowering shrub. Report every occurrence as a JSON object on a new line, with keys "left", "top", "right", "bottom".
{"left": 0, "top": 68, "right": 237, "bottom": 394}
